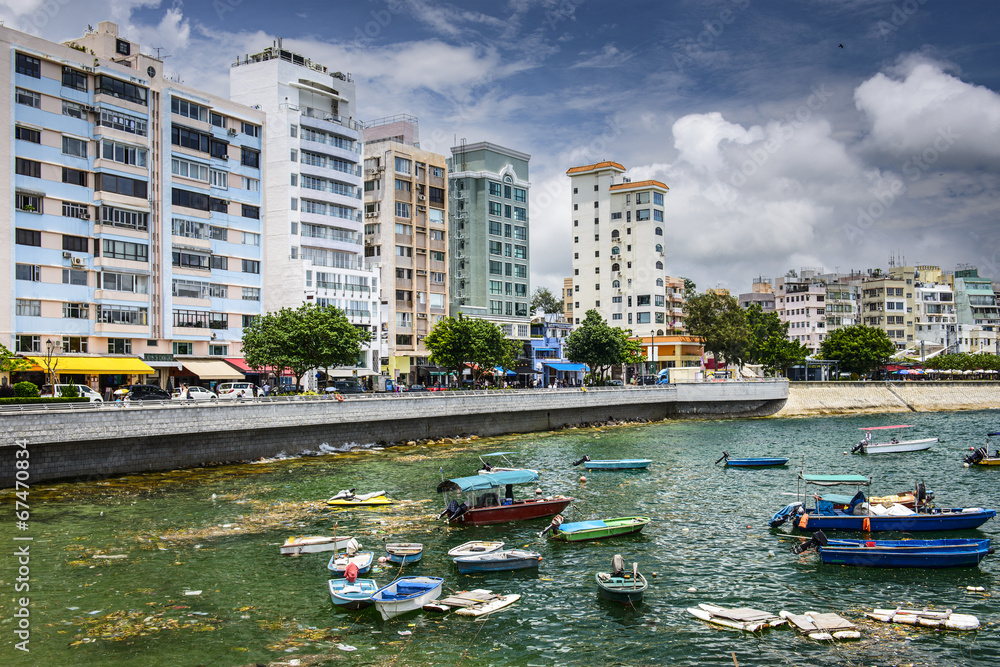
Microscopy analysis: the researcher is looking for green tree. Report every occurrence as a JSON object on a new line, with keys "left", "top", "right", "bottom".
{"left": 564, "top": 310, "right": 633, "bottom": 383}
{"left": 424, "top": 316, "right": 521, "bottom": 386}
{"left": 682, "top": 277, "right": 697, "bottom": 300}
{"left": 423, "top": 316, "right": 471, "bottom": 384}
{"left": 0, "top": 343, "right": 30, "bottom": 375}
{"left": 683, "top": 292, "right": 748, "bottom": 368}
{"left": 744, "top": 305, "right": 808, "bottom": 375}
{"left": 757, "top": 335, "right": 809, "bottom": 376}
{"left": 819, "top": 325, "right": 896, "bottom": 377}
{"left": 242, "top": 303, "right": 371, "bottom": 390}
{"left": 530, "top": 287, "right": 564, "bottom": 314}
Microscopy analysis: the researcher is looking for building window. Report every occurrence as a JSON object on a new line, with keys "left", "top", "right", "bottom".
{"left": 514, "top": 245, "right": 527, "bottom": 259}
{"left": 210, "top": 112, "right": 226, "bottom": 128}
{"left": 62, "top": 235, "right": 88, "bottom": 253}
{"left": 636, "top": 209, "right": 650, "bottom": 221}
{"left": 95, "top": 75, "right": 147, "bottom": 106}
{"left": 241, "top": 122, "right": 260, "bottom": 137}
{"left": 241, "top": 204, "right": 260, "bottom": 219}
{"left": 104, "top": 140, "right": 148, "bottom": 167}
{"left": 431, "top": 251, "right": 445, "bottom": 262}
{"left": 395, "top": 202, "right": 411, "bottom": 218}
{"left": 243, "top": 177, "right": 260, "bottom": 192}
{"left": 16, "top": 53, "right": 41, "bottom": 77}
{"left": 489, "top": 241, "right": 503, "bottom": 256}
{"left": 489, "top": 260, "right": 503, "bottom": 275}
{"left": 172, "top": 188, "right": 210, "bottom": 211}
{"left": 242, "top": 287, "right": 260, "bottom": 301}
{"left": 62, "top": 302, "right": 89, "bottom": 319}
{"left": 16, "top": 264, "right": 41, "bottom": 281}
{"left": 104, "top": 272, "right": 148, "bottom": 294}
{"left": 102, "top": 206, "right": 148, "bottom": 231}
{"left": 97, "top": 173, "right": 148, "bottom": 199}
{"left": 99, "top": 109, "right": 147, "bottom": 136}
{"left": 210, "top": 169, "right": 228, "bottom": 189}
{"left": 108, "top": 338, "right": 132, "bottom": 354}
{"left": 98, "top": 305, "right": 147, "bottom": 326}
{"left": 489, "top": 201, "right": 503, "bottom": 216}
{"left": 103, "top": 239, "right": 148, "bottom": 262}
{"left": 171, "top": 97, "right": 208, "bottom": 122}
{"left": 514, "top": 264, "right": 526, "bottom": 279}
{"left": 513, "top": 207, "right": 527, "bottom": 221}
{"left": 62, "top": 167, "right": 88, "bottom": 187}
{"left": 16, "top": 299, "right": 41, "bottom": 316}
{"left": 62, "top": 336, "right": 87, "bottom": 353}
{"left": 171, "top": 157, "right": 209, "bottom": 181}
{"left": 15, "top": 229, "right": 41, "bottom": 246}
{"left": 242, "top": 232, "right": 260, "bottom": 246}
{"left": 394, "top": 157, "right": 411, "bottom": 174}
{"left": 15, "top": 158, "right": 41, "bottom": 178}
{"left": 241, "top": 148, "right": 260, "bottom": 168}
{"left": 654, "top": 192, "right": 664, "bottom": 206}
{"left": 241, "top": 259, "right": 260, "bottom": 274}
{"left": 653, "top": 209, "right": 663, "bottom": 222}
{"left": 654, "top": 227, "right": 663, "bottom": 236}
{"left": 15, "top": 126, "right": 41, "bottom": 143}
{"left": 15, "top": 88, "right": 41, "bottom": 108}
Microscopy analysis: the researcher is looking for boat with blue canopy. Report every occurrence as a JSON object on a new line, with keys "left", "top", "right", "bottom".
{"left": 770, "top": 473, "right": 996, "bottom": 532}
{"left": 437, "top": 469, "right": 573, "bottom": 525}
{"left": 792, "top": 530, "right": 994, "bottom": 568}
{"left": 715, "top": 452, "right": 789, "bottom": 467}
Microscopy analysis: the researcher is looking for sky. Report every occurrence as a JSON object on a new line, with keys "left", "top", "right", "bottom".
{"left": 2, "top": 0, "right": 999, "bottom": 297}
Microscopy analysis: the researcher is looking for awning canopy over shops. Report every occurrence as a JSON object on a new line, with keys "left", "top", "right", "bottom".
{"left": 543, "top": 362, "right": 588, "bottom": 372}
{"left": 180, "top": 359, "right": 245, "bottom": 380}
{"left": 26, "top": 356, "right": 154, "bottom": 375}
{"left": 224, "top": 358, "right": 293, "bottom": 377}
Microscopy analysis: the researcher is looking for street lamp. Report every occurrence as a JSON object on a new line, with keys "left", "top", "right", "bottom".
{"left": 44, "top": 338, "right": 61, "bottom": 386}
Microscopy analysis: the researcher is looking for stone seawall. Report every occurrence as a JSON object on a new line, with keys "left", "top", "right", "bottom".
{"left": 776, "top": 381, "right": 1000, "bottom": 417}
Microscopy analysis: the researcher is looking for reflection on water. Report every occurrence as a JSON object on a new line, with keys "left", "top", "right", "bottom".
{"left": 5, "top": 410, "right": 999, "bottom": 666}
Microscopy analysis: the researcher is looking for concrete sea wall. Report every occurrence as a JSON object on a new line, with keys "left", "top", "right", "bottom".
{"left": 776, "top": 381, "right": 1000, "bottom": 417}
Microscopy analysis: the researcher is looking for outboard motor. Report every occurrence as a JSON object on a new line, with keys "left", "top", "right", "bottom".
{"left": 447, "top": 502, "right": 468, "bottom": 522}
{"left": 539, "top": 514, "right": 564, "bottom": 538}
{"left": 769, "top": 502, "right": 803, "bottom": 528}
{"left": 851, "top": 440, "right": 866, "bottom": 454}
{"left": 714, "top": 451, "right": 730, "bottom": 464}
{"left": 438, "top": 500, "right": 460, "bottom": 520}
{"left": 791, "top": 530, "right": 828, "bottom": 555}
{"left": 572, "top": 455, "right": 591, "bottom": 467}
{"left": 964, "top": 447, "right": 987, "bottom": 465}
{"left": 610, "top": 554, "right": 625, "bottom": 578}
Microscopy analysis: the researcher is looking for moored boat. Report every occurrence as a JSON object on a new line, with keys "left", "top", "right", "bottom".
{"left": 596, "top": 555, "right": 647, "bottom": 606}
{"left": 326, "top": 489, "right": 394, "bottom": 506}
{"left": 573, "top": 455, "right": 651, "bottom": 470}
{"left": 447, "top": 540, "right": 505, "bottom": 558}
{"left": 716, "top": 452, "right": 788, "bottom": 468}
{"left": 371, "top": 576, "right": 444, "bottom": 621}
{"left": 328, "top": 577, "right": 379, "bottom": 610}
{"left": 543, "top": 516, "right": 651, "bottom": 542}
{"left": 453, "top": 548, "right": 542, "bottom": 574}
{"left": 477, "top": 451, "right": 535, "bottom": 475}
{"left": 423, "top": 589, "right": 520, "bottom": 616}
{"left": 437, "top": 470, "right": 573, "bottom": 526}
{"left": 851, "top": 425, "right": 937, "bottom": 454}
{"left": 328, "top": 550, "right": 375, "bottom": 575}
{"left": 964, "top": 432, "right": 1000, "bottom": 467}
{"left": 385, "top": 543, "right": 423, "bottom": 564}
{"left": 280, "top": 534, "right": 357, "bottom": 556}
{"left": 792, "top": 530, "right": 995, "bottom": 568}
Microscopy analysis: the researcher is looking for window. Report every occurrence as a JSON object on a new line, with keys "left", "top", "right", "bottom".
{"left": 173, "top": 309, "right": 209, "bottom": 328}
{"left": 209, "top": 344, "right": 229, "bottom": 356}
{"left": 489, "top": 260, "right": 503, "bottom": 275}
{"left": 172, "top": 124, "right": 211, "bottom": 152}
{"left": 654, "top": 227, "right": 663, "bottom": 236}
{"left": 104, "top": 140, "right": 148, "bottom": 167}
{"left": 15, "top": 126, "right": 40, "bottom": 143}
{"left": 429, "top": 187, "right": 444, "bottom": 204}
{"left": 242, "top": 287, "right": 260, "bottom": 301}
{"left": 16, "top": 193, "right": 40, "bottom": 213}
{"left": 15, "top": 158, "right": 41, "bottom": 178}
{"left": 172, "top": 342, "right": 193, "bottom": 355}
{"left": 637, "top": 295, "right": 651, "bottom": 306}
{"left": 97, "top": 173, "right": 148, "bottom": 199}
{"left": 172, "top": 218, "right": 209, "bottom": 239}
{"left": 431, "top": 251, "right": 445, "bottom": 262}
{"left": 515, "top": 284, "right": 527, "bottom": 297}
{"left": 655, "top": 295, "right": 665, "bottom": 307}
{"left": 16, "top": 53, "right": 41, "bottom": 78}
{"left": 15, "top": 229, "right": 41, "bottom": 247}
{"left": 62, "top": 336, "right": 88, "bottom": 353}
{"left": 101, "top": 206, "right": 148, "bottom": 231}
{"left": 514, "top": 264, "right": 527, "bottom": 279}
{"left": 636, "top": 192, "right": 650, "bottom": 205}
{"left": 653, "top": 209, "right": 663, "bottom": 222}
{"left": 241, "top": 259, "right": 260, "bottom": 274}
{"left": 211, "top": 112, "right": 226, "bottom": 128}
{"left": 210, "top": 139, "right": 228, "bottom": 159}
{"left": 489, "top": 182, "right": 502, "bottom": 196}
{"left": 489, "top": 241, "right": 503, "bottom": 255}
{"left": 16, "top": 335, "right": 41, "bottom": 353}
{"left": 394, "top": 223, "right": 411, "bottom": 235}
{"left": 210, "top": 255, "right": 228, "bottom": 270}
{"left": 428, "top": 208, "right": 444, "bottom": 224}
{"left": 636, "top": 209, "right": 650, "bottom": 221}
{"left": 394, "top": 157, "right": 411, "bottom": 174}
{"left": 210, "top": 169, "right": 228, "bottom": 188}
{"left": 62, "top": 167, "right": 88, "bottom": 187}
{"left": 430, "top": 229, "right": 444, "bottom": 241}
{"left": 104, "top": 272, "right": 148, "bottom": 294}
{"left": 637, "top": 312, "right": 651, "bottom": 324}
{"left": 242, "top": 232, "right": 260, "bottom": 246}
{"left": 62, "top": 302, "right": 89, "bottom": 319}
{"left": 62, "top": 235, "right": 88, "bottom": 252}
{"left": 395, "top": 202, "right": 411, "bottom": 218}
{"left": 62, "top": 201, "right": 90, "bottom": 218}
{"left": 210, "top": 198, "right": 228, "bottom": 213}
{"left": 241, "top": 122, "right": 260, "bottom": 137}
{"left": 107, "top": 338, "right": 132, "bottom": 354}
{"left": 241, "top": 204, "right": 260, "bottom": 219}
{"left": 513, "top": 245, "right": 527, "bottom": 259}
{"left": 512, "top": 207, "right": 526, "bottom": 221}
{"left": 654, "top": 192, "right": 664, "bottom": 206}
{"left": 208, "top": 283, "right": 227, "bottom": 298}
{"left": 103, "top": 239, "right": 148, "bottom": 262}
{"left": 504, "top": 204, "right": 512, "bottom": 219}
{"left": 241, "top": 147, "right": 260, "bottom": 168}
{"left": 489, "top": 202, "right": 503, "bottom": 216}
{"left": 243, "top": 176, "right": 260, "bottom": 192}
{"left": 490, "top": 300, "right": 503, "bottom": 315}
{"left": 513, "top": 187, "right": 526, "bottom": 202}
{"left": 171, "top": 157, "right": 209, "bottom": 181}
{"left": 513, "top": 226, "right": 527, "bottom": 240}
{"left": 15, "top": 88, "right": 40, "bottom": 108}
{"left": 99, "top": 109, "right": 147, "bottom": 136}
{"left": 95, "top": 75, "right": 147, "bottom": 105}
{"left": 171, "top": 97, "right": 208, "bottom": 122}
{"left": 172, "top": 188, "right": 209, "bottom": 211}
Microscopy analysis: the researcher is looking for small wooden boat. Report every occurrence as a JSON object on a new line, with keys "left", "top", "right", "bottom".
{"left": 424, "top": 589, "right": 520, "bottom": 616}
{"left": 371, "top": 576, "right": 444, "bottom": 621}
{"left": 437, "top": 470, "right": 573, "bottom": 526}
{"left": 573, "top": 456, "right": 651, "bottom": 470}
{"left": 779, "top": 610, "right": 861, "bottom": 641}
{"left": 453, "top": 548, "right": 542, "bottom": 574}
{"left": 280, "top": 535, "right": 356, "bottom": 556}
{"left": 866, "top": 607, "right": 979, "bottom": 631}
{"left": 851, "top": 425, "right": 937, "bottom": 454}
{"left": 385, "top": 543, "right": 423, "bottom": 564}
{"left": 328, "top": 551, "right": 374, "bottom": 575}
{"left": 793, "top": 530, "right": 995, "bottom": 568}
{"left": 447, "top": 540, "right": 505, "bottom": 558}
{"left": 477, "top": 452, "right": 535, "bottom": 475}
{"left": 543, "top": 516, "right": 650, "bottom": 542}
{"left": 964, "top": 432, "right": 1000, "bottom": 466}
{"left": 326, "top": 489, "right": 393, "bottom": 506}
{"left": 687, "top": 603, "right": 787, "bottom": 632}
{"left": 328, "top": 578, "right": 379, "bottom": 610}
{"left": 595, "top": 555, "right": 647, "bottom": 606}
{"left": 716, "top": 452, "right": 788, "bottom": 467}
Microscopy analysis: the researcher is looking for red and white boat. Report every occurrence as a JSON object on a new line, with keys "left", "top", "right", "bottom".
{"left": 437, "top": 470, "right": 573, "bottom": 526}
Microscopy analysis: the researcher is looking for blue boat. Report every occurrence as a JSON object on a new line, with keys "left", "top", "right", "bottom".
{"left": 453, "top": 548, "right": 542, "bottom": 574}
{"left": 328, "top": 578, "right": 379, "bottom": 609}
{"left": 385, "top": 543, "right": 423, "bottom": 564}
{"left": 770, "top": 474, "right": 997, "bottom": 532}
{"left": 716, "top": 452, "right": 789, "bottom": 467}
{"left": 327, "top": 550, "right": 374, "bottom": 575}
{"left": 573, "top": 456, "right": 651, "bottom": 470}
{"left": 792, "top": 531, "right": 994, "bottom": 568}
{"left": 371, "top": 576, "right": 444, "bottom": 621}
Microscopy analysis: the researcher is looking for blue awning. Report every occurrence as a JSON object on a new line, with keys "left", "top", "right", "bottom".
{"left": 494, "top": 367, "right": 517, "bottom": 376}
{"left": 436, "top": 469, "right": 540, "bottom": 494}
{"left": 534, "top": 347, "right": 557, "bottom": 351}
{"left": 544, "top": 362, "right": 587, "bottom": 372}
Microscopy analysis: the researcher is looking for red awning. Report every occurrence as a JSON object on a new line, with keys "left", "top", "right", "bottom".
{"left": 223, "top": 359, "right": 293, "bottom": 376}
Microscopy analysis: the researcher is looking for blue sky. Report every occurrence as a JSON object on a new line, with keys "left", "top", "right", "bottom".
{"left": 4, "top": 0, "right": 999, "bottom": 296}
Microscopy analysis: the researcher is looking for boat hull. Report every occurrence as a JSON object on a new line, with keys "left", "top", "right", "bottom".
{"left": 371, "top": 577, "right": 444, "bottom": 621}
{"left": 855, "top": 438, "right": 938, "bottom": 454}
{"left": 447, "top": 541, "right": 505, "bottom": 558}
{"left": 328, "top": 578, "right": 378, "bottom": 609}
{"left": 815, "top": 538, "right": 993, "bottom": 568}
{"left": 795, "top": 509, "right": 996, "bottom": 532}
{"left": 596, "top": 573, "right": 647, "bottom": 605}
{"left": 280, "top": 535, "right": 355, "bottom": 555}
{"left": 326, "top": 497, "right": 393, "bottom": 506}
{"left": 327, "top": 551, "right": 374, "bottom": 575}
{"left": 385, "top": 543, "right": 423, "bottom": 564}
{"left": 453, "top": 497, "right": 574, "bottom": 525}
{"left": 584, "top": 459, "right": 651, "bottom": 470}
{"left": 726, "top": 458, "right": 789, "bottom": 468}
{"left": 553, "top": 517, "right": 651, "bottom": 542}
{"left": 454, "top": 549, "right": 542, "bottom": 574}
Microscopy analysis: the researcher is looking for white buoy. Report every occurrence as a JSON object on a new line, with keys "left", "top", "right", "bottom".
{"left": 535, "top": 488, "right": 542, "bottom": 495}
{"left": 687, "top": 587, "right": 696, "bottom": 592}
{"left": 579, "top": 476, "right": 587, "bottom": 483}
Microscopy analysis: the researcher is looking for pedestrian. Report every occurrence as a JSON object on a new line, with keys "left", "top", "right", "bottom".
{"left": 183, "top": 383, "right": 192, "bottom": 400}
{"left": 263, "top": 381, "right": 270, "bottom": 397}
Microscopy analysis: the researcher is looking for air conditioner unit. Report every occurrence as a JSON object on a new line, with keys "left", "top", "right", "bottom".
{"left": 418, "top": 195, "right": 426, "bottom": 201}
{"left": 70, "top": 256, "right": 85, "bottom": 267}
{"left": 365, "top": 211, "right": 377, "bottom": 218}
{"left": 79, "top": 212, "right": 90, "bottom": 220}
{"left": 62, "top": 251, "right": 72, "bottom": 258}
{"left": 227, "top": 128, "right": 238, "bottom": 136}
{"left": 210, "top": 333, "right": 217, "bottom": 340}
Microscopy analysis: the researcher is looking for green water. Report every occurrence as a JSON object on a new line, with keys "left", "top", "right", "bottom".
{"left": 3, "top": 410, "right": 999, "bottom": 666}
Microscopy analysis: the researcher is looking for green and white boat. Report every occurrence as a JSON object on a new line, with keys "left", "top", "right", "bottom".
{"left": 544, "top": 516, "right": 651, "bottom": 542}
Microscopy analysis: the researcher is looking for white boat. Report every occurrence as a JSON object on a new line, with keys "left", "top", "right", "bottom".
{"left": 447, "top": 540, "right": 505, "bottom": 558}
{"left": 687, "top": 603, "right": 787, "bottom": 632}
{"left": 280, "top": 535, "right": 357, "bottom": 556}
{"left": 456, "top": 593, "right": 520, "bottom": 617}
{"left": 477, "top": 451, "right": 535, "bottom": 475}
{"left": 866, "top": 607, "right": 979, "bottom": 630}
{"left": 851, "top": 425, "right": 938, "bottom": 454}
{"left": 371, "top": 576, "right": 444, "bottom": 621}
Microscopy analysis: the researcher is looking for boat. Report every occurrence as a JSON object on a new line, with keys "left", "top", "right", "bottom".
{"left": 436, "top": 469, "right": 574, "bottom": 526}
{"left": 542, "top": 515, "right": 651, "bottom": 542}
{"left": 964, "top": 432, "right": 1000, "bottom": 466}
{"left": 792, "top": 530, "right": 994, "bottom": 568}
{"left": 686, "top": 603, "right": 787, "bottom": 632}
{"left": 866, "top": 607, "right": 979, "bottom": 631}
{"left": 447, "top": 540, "right": 505, "bottom": 558}
{"left": 280, "top": 534, "right": 357, "bottom": 556}
{"left": 769, "top": 473, "right": 996, "bottom": 532}
{"left": 371, "top": 576, "right": 444, "bottom": 621}
{"left": 851, "top": 425, "right": 938, "bottom": 454}
{"left": 327, "top": 550, "right": 375, "bottom": 576}
{"left": 326, "top": 489, "right": 394, "bottom": 506}
{"left": 477, "top": 451, "right": 535, "bottom": 475}
{"left": 453, "top": 548, "right": 542, "bottom": 574}
{"left": 423, "top": 589, "right": 520, "bottom": 616}
{"left": 573, "top": 455, "right": 651, "bottom": 470}
{"left": 328, "top": 578, "right": 379, "bottom": 610}
{"left": 820, "top": 487, "right": 933, "bottom": 511}
{"left": 385, "top": 543, "right": 423, "bottom": 564}
{"left": 778, "top": 610, "right": 861, "bottom": 641}
{"left": 595, "top": 555, "right": 647, "bottom": 606}
{"left": 715, "top": 452, "right": 789, "bottom": 467}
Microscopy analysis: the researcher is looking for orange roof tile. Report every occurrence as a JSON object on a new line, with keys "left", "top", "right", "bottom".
{"left": 566, "top": 160, "right": 626, "bottom": 175}
{"left": 609, "top": 179, "right": 669, "bottom": 192}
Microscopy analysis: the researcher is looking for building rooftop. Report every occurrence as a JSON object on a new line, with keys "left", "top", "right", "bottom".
{"left": 566, "top": 160, "right": 626, "bottom": 175}
{"left": 232, "top": 41, "right": 351, "bottom": 82}
{"left": 609, "top": 179, "right": 669, "bottom": 192}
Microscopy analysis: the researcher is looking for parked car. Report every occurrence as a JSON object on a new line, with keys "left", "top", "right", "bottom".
{"left": 123, "top": 384, "right": 171, "bottom": 401}
{"left": 636, "top": 376, "right": 659, "bottom": 386}
{"left": 216, "top": 382, "right": 257, "bottom": 400}
{"left": 171, "top": 386, "right": 218, "bottom": 402}
{"left": 406, "top": 384, "right": 428, "bottom": 392}
{"left": 330, "top": 381, "right": 365, "bottom": 394}
{"left": 608, "top": 379, "right": 624, "bottom": 387}
{"left": 40, "top": 384, "right": 103, "bottom": 403}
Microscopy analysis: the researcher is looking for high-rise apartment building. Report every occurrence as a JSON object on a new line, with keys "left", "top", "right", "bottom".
{"left": 774, "top": 274, "right": 828, "bottom": 354}
{"left": 361, "top": 116, "right": 449, "bottom": 385}
{"left": 448, "top": 142, "right": 532, "bottom": 341}
{"left": 2, "top": 21, "right": 264, "bottom": 390}
{"left": 230, "top": 43, "right": 380, "bottom": 383}
{"left": 567, "top": 161, "right": 669, "bottom": 335}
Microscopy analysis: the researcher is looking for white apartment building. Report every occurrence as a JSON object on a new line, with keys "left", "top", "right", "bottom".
{"left": 566, "top": 161, "right": 669, "bottom": 335}
{"left": 230, "top": 43, "right": 380, "bottom": 383}
{"left": 774, "top": 275, "right": 827, "bottom": 354}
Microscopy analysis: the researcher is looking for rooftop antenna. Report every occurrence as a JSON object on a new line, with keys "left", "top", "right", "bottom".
{"left": 152, "top": 46, "right": 171, "bottom": 61}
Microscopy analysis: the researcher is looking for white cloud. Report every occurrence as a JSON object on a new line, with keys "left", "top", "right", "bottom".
{"left": 571, "top": 43, "right": 633, "bottom": 68}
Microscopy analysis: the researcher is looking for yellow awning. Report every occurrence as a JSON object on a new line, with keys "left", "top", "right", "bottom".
{"left": 26, "top": 356, "right": 155, "bottom": 375}
{"left": 180, "top": 359, "right": 245, "bottom": 380}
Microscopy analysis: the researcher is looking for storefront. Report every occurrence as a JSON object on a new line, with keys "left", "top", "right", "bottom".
{"left": 20, "top": 355, "right": 156, "bottom": 397}
{"left": 175, "top": 359, "right": 247, "bottom": 392}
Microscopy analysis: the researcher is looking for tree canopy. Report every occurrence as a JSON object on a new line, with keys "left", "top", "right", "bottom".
{"left": 564, "top": 309, "right": 635, "bottom": 383}
{"left": 241, "top": 303, "right": 372, "bottom": 389}
{"left": 923, "top": 352, "right": 1000, "bottom": 371}
{"left": 0, "top": 343, "right": 30, "bottom": 375}
{"left": 683, "top": 292, "right": 748, "bottom": 368}
{"left": 424, "top": 315, "right": 521, "bottom": 386}
{"left": 530, "top": 287, "right": 564, "bottom": 314}
{"left": 744, "top": 305, "right": 809, "bottom": 375}
{"left": 819, "top": 324, "right": 896, "bottom": 377}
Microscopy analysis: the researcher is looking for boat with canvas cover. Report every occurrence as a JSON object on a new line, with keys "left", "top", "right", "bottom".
{"left": 280, "top": 534, "right": 357, "bottom": 556}
{"left": 371, "top": 576, "right": 444, "bottom": 621}
{"left": 423, "top": 589, "right": 520, "bottom": 616}
{"left": 715, "top": 452, "right": 788, "bottom": 467}
{"left": 779, "top": 610, "right": 860, "bottom": 640}
{"left": 453, "top": 548, "right": 542, "bottom": 574}
{"left": 792, "top": 530, "right": 994, "bottom": 568}
{"left": 541, "top": 515, "right": 650, "bottom": 542}
{"left": 595, "top": 555, "right": 647, "bottom": 606}
{"left": 964, "top": 432, "right": 1000, "bottom": 467}
{"left": 851, "top": 425, "right": 938, "bottom": 454}
{"left": 326, "top": 489, "right": 393, "bottom": 506}
{"left": 436, "top": 469, "right": 573, "bottom": 526}
{"left": 769, "top": 473, "right": 996, "bottom": 532}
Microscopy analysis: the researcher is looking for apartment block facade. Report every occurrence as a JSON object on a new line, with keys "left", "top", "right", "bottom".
{"left": 2, "top": 22, "right": 264, "bottom": 389}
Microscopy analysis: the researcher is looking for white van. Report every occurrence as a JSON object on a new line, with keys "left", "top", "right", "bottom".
{"left": 216, "top": 382, "right": 257, "bottom": 400}
{"left": 40, "top": 384, "right": 104, "bottom": 403}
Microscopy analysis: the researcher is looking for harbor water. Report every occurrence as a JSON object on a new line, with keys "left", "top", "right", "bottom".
{"left": 3, "top": 409, "right": 998, "bottom": 666}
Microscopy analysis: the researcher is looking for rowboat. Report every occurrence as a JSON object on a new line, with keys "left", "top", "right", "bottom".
{"left": 715, "top": 452, "right": 788, "bottom": 468}
{"left": 326, "top": 489, "right": 393, "bottom": 506}
{"left": 327, "top": 551, "right": 374, "bottom": 575}
{"left": 851, "top": 425, "right": 938, "bottom": 454}
{"left": 687, "top": 603, "right": 787, "bottom": 632}
{"left": 543, "top": 516, "right": 651, "bottom": 542}
{"left": 866, "top": 607, "right": 979, "bottom": 631}
{"left": 280, "top": 535, "right": 356, "bottom": 556}
{"left": 453, "top": 548, "right": 542, "bottom": 574}
{"left": 573, "top": 456, "right": 651, "bottom": 470}
{"left": 371, "top": 576, "right": 444, "bottom": 621}
{"left": 447, "top": 540, "right": 505, "bottom": 558}
{"left": 423, "top": 589, "right": 520, "bottom": 616}
{"left": 477, "top": 451, "right": 535, "bottom": 475}
{"left": 964, "top": 432, "right": 1000, "bottom": 466}
{"left": 328, "top": 578, "right": 379, "bottom": 610}
{"left": 769, "top": 473, "right": 996, "bottom": 532}
{"left": 779, "top": 610, "right": 861, "bottom": 641}
{"left": 792, "top": 530, "right": 995, "bottom": 568}
{"left": 595, "top": 555, "right": 647, "bottom": 606}
{"left": 385, "top": 543, "right": 423, "bottom": 564}
{"left": 437, "top": 469, "right": 573, "bottom": 526}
